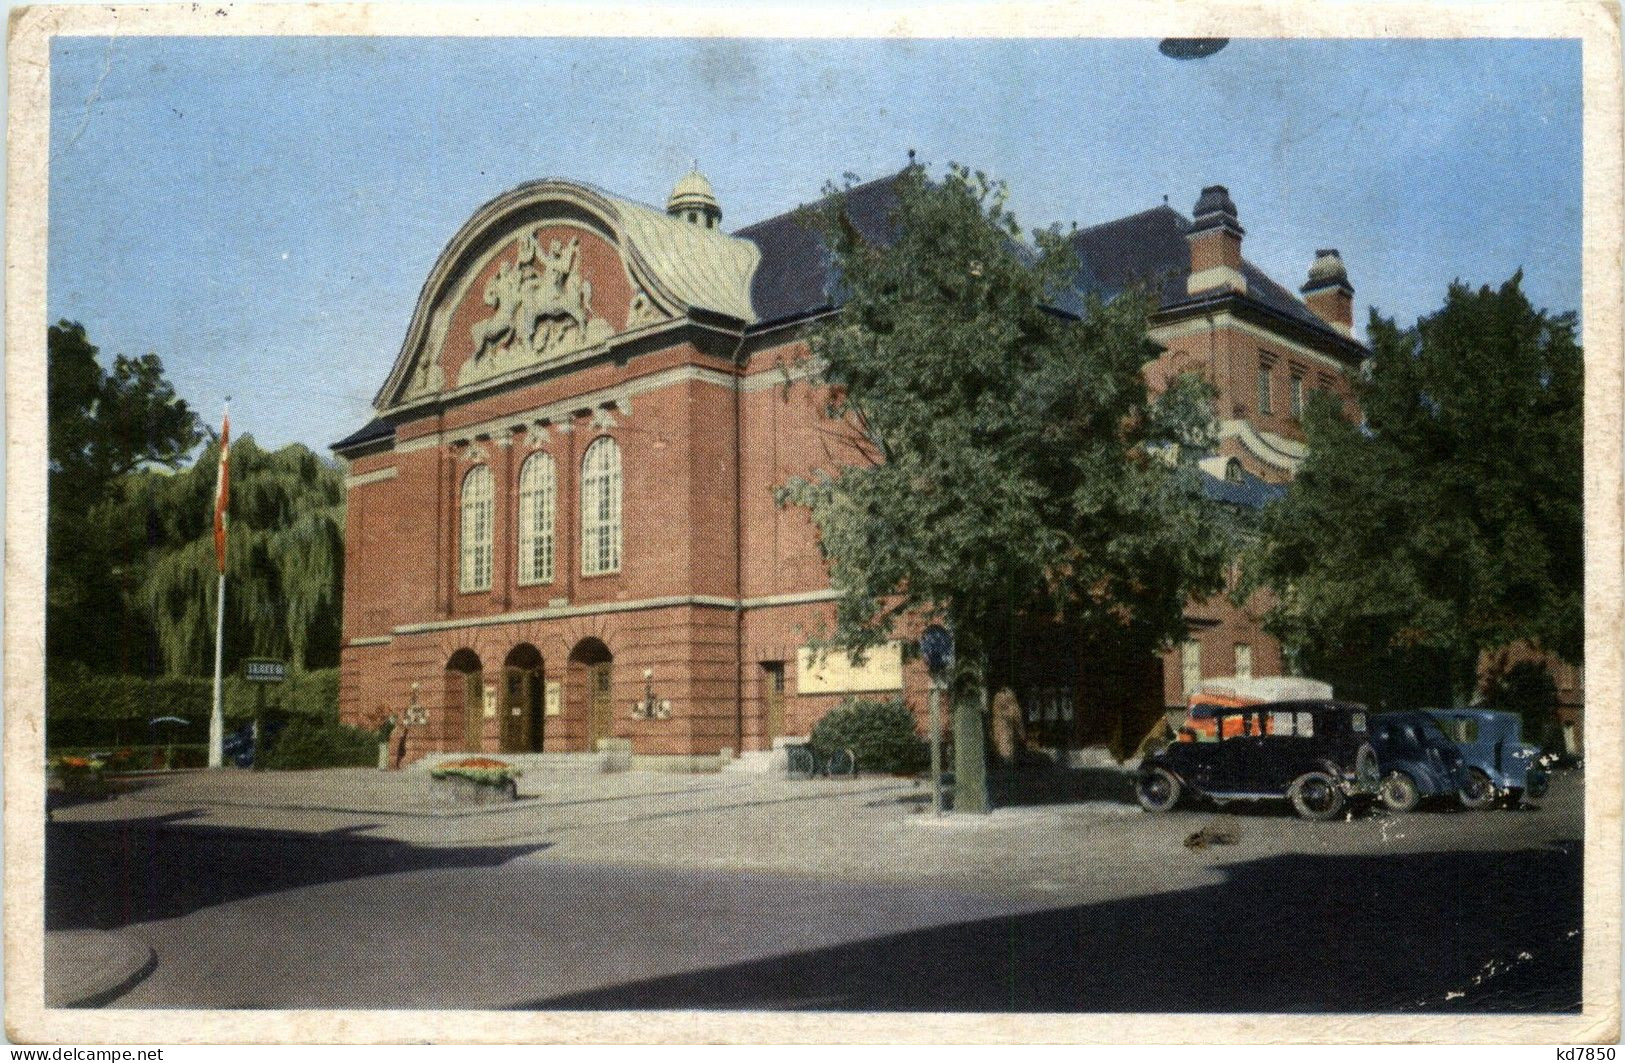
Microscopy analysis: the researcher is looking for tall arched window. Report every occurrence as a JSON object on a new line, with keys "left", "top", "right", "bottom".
{"left": 517, "top": 451, "right": 556, "bottom": 585}
{"left": 459, "top": 464, "right": 493, "bottom": 592}
{"left": 580, "top": 436, "right": 622, "bottom": 576}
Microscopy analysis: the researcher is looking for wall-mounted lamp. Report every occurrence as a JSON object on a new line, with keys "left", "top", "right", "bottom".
{"left": 631, "top": 667, "right": 671, "bottom": 720}
{"left": 403, "top": 682, "right": 429, "bottom": 727}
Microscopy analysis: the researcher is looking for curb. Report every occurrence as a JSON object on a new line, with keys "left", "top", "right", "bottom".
{"left": 45, "top": 930, "right": 157, "bottom": 1008}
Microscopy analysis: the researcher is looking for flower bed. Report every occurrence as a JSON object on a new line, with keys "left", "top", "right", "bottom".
{"left": 429, "top": 757, "right": 521, "bottom": 804}
{"left": 52, "top": 744, "right": 209, "bottom": 772}
{"left": 49, "top": 754, "right": 111, "bottom": 798}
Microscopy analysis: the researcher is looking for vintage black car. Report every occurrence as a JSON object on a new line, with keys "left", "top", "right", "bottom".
{"left": 1137, "top": 700, "right": 1381, "bottom": 820}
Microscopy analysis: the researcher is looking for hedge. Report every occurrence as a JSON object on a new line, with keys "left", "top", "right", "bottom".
{"left": 45, "top": 669, "right": 340, "bottom": 751}
{"left": 810, "top": 696, "right": 929, "bottom": 776}
{"left": 256, "top": 718, "right": 378, "bottom": 770}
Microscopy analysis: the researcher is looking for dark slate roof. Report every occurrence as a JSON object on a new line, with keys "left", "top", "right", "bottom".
{"left": 736, "top": 179, "right": 1350, "bottom": 348}
{"left": 332, "top": 417, "right": 395, "bottom": 453}
{"left": 1066, "top": 205, "right": 1345, "bottom": 340}
{"left": 733, "top": 174, "right": 901, "bottom": 326}
{"left": 1199, "top": 467, "right": 1287, "bottom": 510}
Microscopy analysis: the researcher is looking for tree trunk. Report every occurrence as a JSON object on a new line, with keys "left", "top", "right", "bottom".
{"left": 952, "top": 679, "right": 989, "bottom": 814}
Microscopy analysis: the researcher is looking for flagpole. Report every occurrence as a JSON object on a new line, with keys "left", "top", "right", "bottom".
{"left": 209, "top": 399, "right": 230, "bottom": 769}
{"left": 210, "top": 571, "right": 226, "bottom": 767}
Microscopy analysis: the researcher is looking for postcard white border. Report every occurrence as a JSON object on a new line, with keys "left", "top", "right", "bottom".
{"left": 5, "top": 0, "right": 1621, "bottom": 1045}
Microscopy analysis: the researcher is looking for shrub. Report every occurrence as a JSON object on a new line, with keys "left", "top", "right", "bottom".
{"left": 257, "top": 717, "right": 377, "bottom": 770}
{"left": 810, "top": 697, "right": 927, "bottom": 776}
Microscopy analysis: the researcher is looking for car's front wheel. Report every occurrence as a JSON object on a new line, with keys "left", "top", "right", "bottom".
{"left": 1458, "top": 768, "right": 1496, "bottom": 810}
{"left": 1379, "top": 771, "right": 1422, "bottom": 813}
{"left": 1136, "top": 767, "right": 1182, "bottom": 812}
{"left": 1289, "top": 771, "right": 1346, "bottom": 821}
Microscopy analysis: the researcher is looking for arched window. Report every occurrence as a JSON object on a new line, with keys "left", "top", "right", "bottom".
{"left": 517, "top": 451, "right": 556, "bottom": 585}
{"left": 459, "top": 464, "right": 493, "bottom": 592}
{"left": 580, "top": 436, "right": 622, "bottom": 576}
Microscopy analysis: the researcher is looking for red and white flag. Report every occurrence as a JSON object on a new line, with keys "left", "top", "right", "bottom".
{"left": 213, "top": 408, "right": 230, "bottom": 573}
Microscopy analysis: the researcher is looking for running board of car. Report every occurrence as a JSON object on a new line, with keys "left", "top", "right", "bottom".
{"left": 1202, "top": 791, "right": 1288, "bottom": 800}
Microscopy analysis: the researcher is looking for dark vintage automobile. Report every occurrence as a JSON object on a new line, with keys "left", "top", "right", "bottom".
{"left": 1368, "top": 711, "right": 1469, "bottom": 812}
{"left": 1426, "top": 708, "right": 1550, "bottom": 807}
{"left": 1136, "top": 700, "right": 1381, "bottom": 820}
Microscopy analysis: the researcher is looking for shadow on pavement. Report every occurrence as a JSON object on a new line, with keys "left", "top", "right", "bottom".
{"left": 47, "top": 811, "right": 548, "bottom": 932}
{"left": 989, "top": 765, "right": 1138, "bottom": 807}
{"left": 519, "top": 840, "right": 1582, "bottom": 1014}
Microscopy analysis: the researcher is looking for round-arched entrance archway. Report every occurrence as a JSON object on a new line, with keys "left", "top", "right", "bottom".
{"left": 568, "top": 638, "right": 614, "bottom": 752}
{"left": 502, "top": 644, "right": 545, "bottom": 753}
{"left": 445, "top": 649, "right": 484, "bottom": 751}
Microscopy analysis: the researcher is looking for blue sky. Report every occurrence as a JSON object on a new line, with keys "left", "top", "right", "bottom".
{"left": 47, "top": 36, "right": 1582, "bottom": 453}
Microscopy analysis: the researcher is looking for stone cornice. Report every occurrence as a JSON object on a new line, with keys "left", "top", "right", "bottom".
{"left": 343, "top": 466, "right": 398, "bottom": 490}
{"left": 1152, "top": 309, "right": 1362, "bottom": 376}
{"left": 385, "top": 588, "right": 841, "bottom": 636}
{"left": 1153, "top": 296, "right": 1366, "bottom": 367}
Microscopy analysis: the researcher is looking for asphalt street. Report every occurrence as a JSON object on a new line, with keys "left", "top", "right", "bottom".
{"left": 44, "top": 767, "right": 1584, "bottom": 1013}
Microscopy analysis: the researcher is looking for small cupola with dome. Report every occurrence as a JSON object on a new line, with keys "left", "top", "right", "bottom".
{"left": 667, "top": 167, "right": 722, "bottom": 229}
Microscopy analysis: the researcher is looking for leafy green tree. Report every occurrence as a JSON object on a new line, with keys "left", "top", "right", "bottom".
{"left": 124, "top": 435, "right": 346, "bottom": 675}
{"left": 47, "top": 321, "right": 203, "bottom": 673}
{"left": 779, "top": 165, "right": 1230, "bottom": 809}
{"left": 1485, "top": 660, "right": 1561, "bottom": 748}
{"left": 1250, "top": 273, "right": 1582, "bottom": 707}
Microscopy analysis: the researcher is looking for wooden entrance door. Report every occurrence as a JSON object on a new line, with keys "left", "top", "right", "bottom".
{"left": 588, "top": 663, "right": 614, "bottom": 750}
{"left": 527, "top": 673, "right": 545, "bottom": 752}
{"left": 763, "top": 661, "right": 786, "bottom": 743}
{"left": 502, "top": 668, "right": 530, "bottom": 753}
{"left": 463, "top": 669, "right": 483, "bottom": 749}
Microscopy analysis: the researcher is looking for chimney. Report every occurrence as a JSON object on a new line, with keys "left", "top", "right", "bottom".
{"left": 1301, "top": 249, "right": 1354, "bottom": 337}
{"left": 1186, "top": 185, "right": 1247, "bottom": 297}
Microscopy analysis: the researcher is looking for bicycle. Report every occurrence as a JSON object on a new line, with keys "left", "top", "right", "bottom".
{"left": 786, "top": 743, "right": 859, "bottom": 779}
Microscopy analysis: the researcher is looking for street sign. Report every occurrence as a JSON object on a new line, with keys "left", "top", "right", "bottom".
{"left": 920, "top": 624, "right": 954, "bottom": 677}
{"left": 242, "top": 658, "right": 287, "bottom": 684}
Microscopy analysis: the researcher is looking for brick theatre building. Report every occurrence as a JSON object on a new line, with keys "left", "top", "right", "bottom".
{"left": 332, "top": 171, "right": 1365, "bottom": 766}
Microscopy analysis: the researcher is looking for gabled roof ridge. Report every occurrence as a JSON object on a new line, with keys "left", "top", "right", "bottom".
{"left": 1068, "top": 202, "right": 1188, "bottom": 238}
{"left": 731, "top": 169, "right": 906, "bottom": 237}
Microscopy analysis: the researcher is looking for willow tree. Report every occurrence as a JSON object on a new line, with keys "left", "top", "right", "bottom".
{"left": 779, "top": 165, "right": 1230, "bottom": 810}
{"left": 127, "top": 435, "right": 346, "bottom": 675}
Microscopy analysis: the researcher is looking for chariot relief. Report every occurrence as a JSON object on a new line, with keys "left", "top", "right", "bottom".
{"left": 457, "top": 231, "right": 615, "bottom": 386}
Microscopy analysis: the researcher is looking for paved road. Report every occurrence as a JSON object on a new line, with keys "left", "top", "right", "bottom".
{"left": 45, "top": 767, "right": 1584, "bottom": 1012}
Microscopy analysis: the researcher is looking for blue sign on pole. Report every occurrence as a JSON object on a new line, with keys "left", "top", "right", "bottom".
{"left": 920, "top": 623, "right": 954, "bottom": 677}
